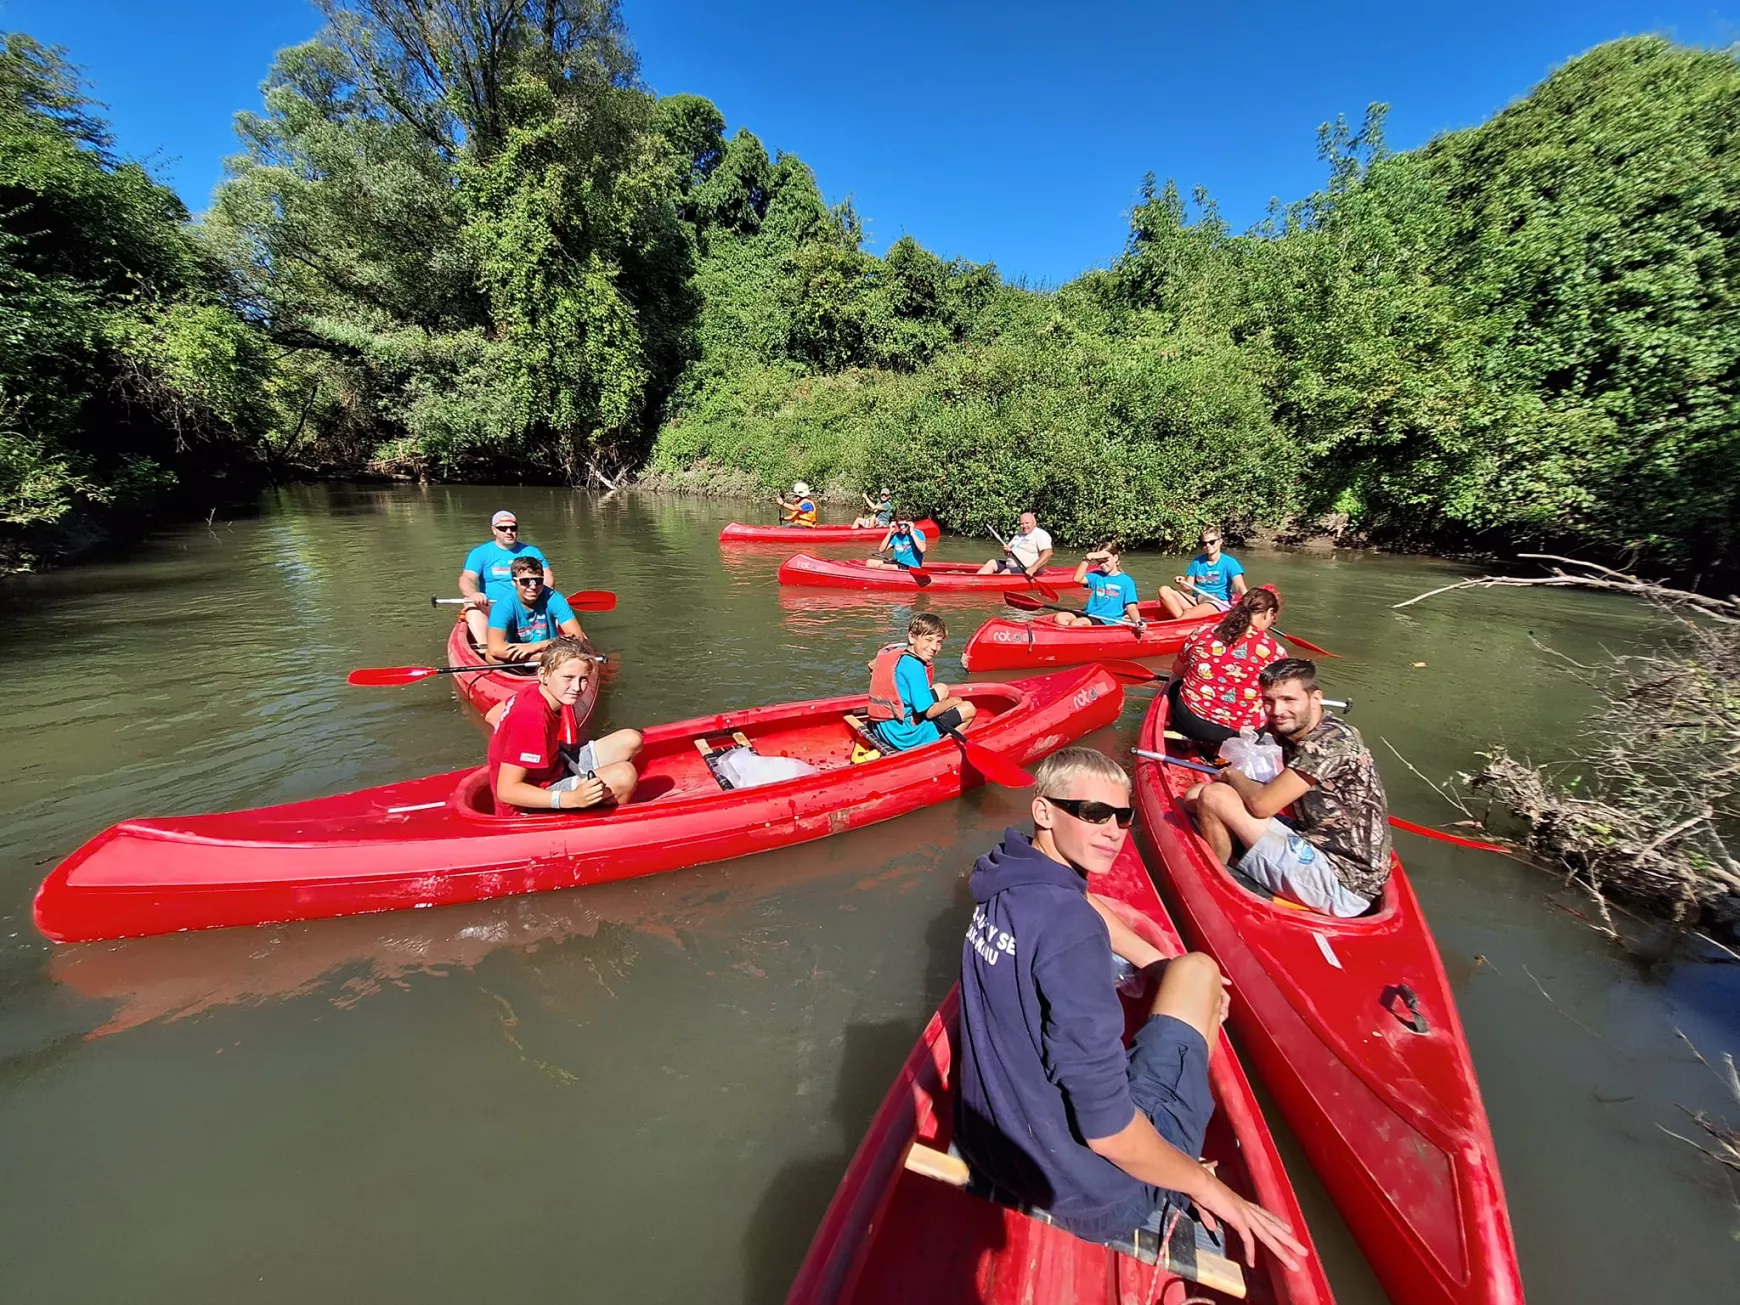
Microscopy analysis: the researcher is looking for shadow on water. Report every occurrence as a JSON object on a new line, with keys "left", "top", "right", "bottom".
{"left": 742, "top": 876, "right": 977, "bottom": 1303}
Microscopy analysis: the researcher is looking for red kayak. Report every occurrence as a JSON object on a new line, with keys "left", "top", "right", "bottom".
{"left": 36, "top": 668, "right": 1120, "bottom": 943}
{"left": 961, "top": 603, "right": 1210, "bottom": 671}
{"left": 778, "top": 554, "right": 1077, "bottom": 592}
{"left": 443, "top": 619, "right": 601, "bottom": 726}
{"left": 788, "top": 836, "right": 1334, "bottom": 1305}
{"left": 1132, "top": 692, "right": 1522, "bottom": 1305}
{"left": 720, "top": 518, "right": 938, "bottom": 544}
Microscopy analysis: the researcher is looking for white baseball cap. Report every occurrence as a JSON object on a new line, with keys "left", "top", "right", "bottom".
{"left": 793, "top": 481, "right": 811, "bottom": 496}
{"left": 491, "top": 510, "right": 517, "bottom": 527}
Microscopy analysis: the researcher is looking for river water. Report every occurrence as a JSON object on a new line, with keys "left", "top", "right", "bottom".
{"left": 1, "top": 483, "right": 1736, "bottom": 1303}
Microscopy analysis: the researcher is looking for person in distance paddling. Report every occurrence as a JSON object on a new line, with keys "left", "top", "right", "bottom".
{"left": 457, "top": 509, "right": 554, "bottom": 648}
{"left": 1181, "top": 659, "right": 1392, "bottom": 916}
{"left": 865, "top": 613, "right": 977, "bottom": 751}
{"left": 775, "top": 481, "right": 819, "bottom": 527}
{"left": 1156, "top": 526, "right": 1245, "bottom": 620}
{"left": 977, "top": 510, "right": 1053, "bottom": 577}
{"left": 956, "top": 747, "right": 1308, "bottom": 1272}
{"left": 1053, "top": 539, "right": 1143, "bottom": 627}
{"left": 485, "top": 556, "right": 585, "bottom": 663}
{"left": 865, "top": 518, "right": 927, "bottom": 569}
{"left": 489, "top": 639, "right": 643, "bottom": 814}
{"left": 853, "top": 486, "right": 896, "bottom": 530}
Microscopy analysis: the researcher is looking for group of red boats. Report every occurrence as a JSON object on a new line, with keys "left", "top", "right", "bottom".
{"left": 34, "top": 514, "right": 1523, "bottom": 1303}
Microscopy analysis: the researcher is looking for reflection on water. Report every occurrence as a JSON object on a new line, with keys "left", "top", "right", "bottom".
{"left": 1, "top": 485, "right": 1737, "bottom": 1302}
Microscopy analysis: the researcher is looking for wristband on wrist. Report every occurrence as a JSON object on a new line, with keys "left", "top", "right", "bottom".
{"left": 549, "top": 788, "right": 562, "bottom": 809}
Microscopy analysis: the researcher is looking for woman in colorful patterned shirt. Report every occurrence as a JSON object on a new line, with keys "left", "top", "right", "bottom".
{"left": 1166, "top": 587, "right": 1285, "bottom": 747}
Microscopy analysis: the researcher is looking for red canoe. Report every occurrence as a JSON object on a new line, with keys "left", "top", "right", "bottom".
{"left": 443, "top": 619, "right": 601, "bottom": 726}
{"left": 720, "top": 518, "right": 939, "bottom": 544}
{"left": 778, "top": 554, "right": 1077, "bottom": 592}
{"left": 787, "top": 835, "right": 1334, "bottom": 1305}
{"left": 1132, "top": 692, "right": 1522, "bottom": 1305}
{"left": 961, "top": 603, "right": 1211, "bottom": 671}
{"left": 35, "top": 668, "right": 1121, "bottom": 943}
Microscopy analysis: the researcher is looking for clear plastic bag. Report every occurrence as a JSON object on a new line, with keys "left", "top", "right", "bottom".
{"left": 713, "top": 747, "right": 819, "bottom": 790}
{"left": 1220, "top": 727, "right": 1283, "bottom": 783}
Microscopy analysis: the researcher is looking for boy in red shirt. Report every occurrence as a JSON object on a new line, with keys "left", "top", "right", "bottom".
{"left": 489, "top": 639, "right": 642, "bottom": 812}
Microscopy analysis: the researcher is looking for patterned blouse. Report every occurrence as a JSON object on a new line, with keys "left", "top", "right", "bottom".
{"left": 1177, "top": 624, "right": 1287, "bottom": 731}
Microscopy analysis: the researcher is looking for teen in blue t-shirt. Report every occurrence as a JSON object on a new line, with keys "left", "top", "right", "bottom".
{"left": 867, "top": 613, "right": 978, "bottom": 752}
{"left": 1157, "top": 527, "right": 1248, "bottom": 620}
{"left": 1054, "top": 542, "right": 1143, "bottom": 628}
{"left": 485, "top": 563, "right": 581, "bottom": 662}
{"left": 867, "top": 520, "right": 928, "bottom": 570}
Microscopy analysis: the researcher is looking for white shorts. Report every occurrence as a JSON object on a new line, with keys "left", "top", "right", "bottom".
{"left": 549, "top": 741, "right": 600, "bottom": 790}
{"left": 1238, "top": 819, "right": 1371, "bottom": 918}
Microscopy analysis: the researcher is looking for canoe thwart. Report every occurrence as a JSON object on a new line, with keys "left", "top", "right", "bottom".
{"left": 694, "top": 731, "right": 756, "bottom": 792}
{"left": 901, "top": 1142, "right": 1246, "bottom": 1298}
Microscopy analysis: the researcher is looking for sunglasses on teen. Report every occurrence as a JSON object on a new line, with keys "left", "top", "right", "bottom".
{"left": 513, "top": 575, "right": 543, "bottom": 585}
{"left": 1043, "top": 796, "right": 1135, "bottom": 829}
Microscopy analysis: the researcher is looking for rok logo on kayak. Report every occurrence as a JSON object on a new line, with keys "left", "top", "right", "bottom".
{"left": 1072, "top": 685, "right": 1104, "bottom": 710}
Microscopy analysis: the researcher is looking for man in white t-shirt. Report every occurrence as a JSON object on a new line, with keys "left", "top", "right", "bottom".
{"left": 978, "top": 510, "right": 1055, "bottom": 577}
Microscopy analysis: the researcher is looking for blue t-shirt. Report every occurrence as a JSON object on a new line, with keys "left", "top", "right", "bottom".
{"left": 1184, "top": 552, "right": 1245, "bottom": 605}
{"left": 889, "top": 525, "right": 927, "bottom": 568}
{"left": 488, "top": 589, "right": 576, "bottom": 645}
{"left": 872, "top": 500, "right": 894, "bottom": 527}
{"left": 463, "top": 541, "right": 550, "bottom": 604}
{"left": 1081, "top": 569, "right": 1139, "bottom": 621}
{"left": 873, "top": 653, "right": 943, "bottom": 752}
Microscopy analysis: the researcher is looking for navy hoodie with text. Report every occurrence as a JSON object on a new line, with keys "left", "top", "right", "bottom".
{"left": 955, "top": 827, "right": 1158, "bottom": 1241}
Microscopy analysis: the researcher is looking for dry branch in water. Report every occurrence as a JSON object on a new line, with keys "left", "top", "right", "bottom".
{"left": 1400, "top": 555, "right": 1740, "bottom": 931}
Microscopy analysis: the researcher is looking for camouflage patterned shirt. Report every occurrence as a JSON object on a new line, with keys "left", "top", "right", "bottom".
{"left": 1281, "top": 713, "right": 1393, "bottom": 900}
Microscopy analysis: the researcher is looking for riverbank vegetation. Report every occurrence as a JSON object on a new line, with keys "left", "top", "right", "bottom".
{"left": 3, "top": 5, "right": 1738, "bottom": 573}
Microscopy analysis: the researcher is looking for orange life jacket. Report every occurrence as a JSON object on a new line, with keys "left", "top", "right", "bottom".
{"left": 788, "top": 498, "right": 818, "bottom": 527}
{"left": 867, "top": 643, "right": 931, "bottom": 723}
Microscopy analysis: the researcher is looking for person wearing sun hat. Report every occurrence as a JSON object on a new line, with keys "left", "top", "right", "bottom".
{"left": 456, "top": 509, "right": 554, "bottom": 647}
{"left": 853, "top": 486, "right": 896, "bottom": 529}
{"left": 775, "top": 480, "right": 819, "bottom": 527}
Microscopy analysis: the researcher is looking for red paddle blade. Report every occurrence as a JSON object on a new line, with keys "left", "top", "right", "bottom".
{"left": 1278, "top": 629, "right": 1339, "bottom": 659}
{"left": 564, "top": 590, "right": 617, "bottom": 612}
{"left": 909, "top": 567, "right": 932, "bottom": 585}
{"left": 1003, "top": 590, "right": 1045, "bottom": 611}
{"left": 959, "top": 737, "right": 1034, "bottom": 787}
{"left": 347, "top": 666, "right": 439, "bottom": 686}
{"left": 1390, "top": 816, "right": 1510, "bottom": 854}
{"left": 1096, "top": 659, "right": 1164, "bottom": 685}
{"left": 1028, "top": 576, "right": 1060, "bottom": 601}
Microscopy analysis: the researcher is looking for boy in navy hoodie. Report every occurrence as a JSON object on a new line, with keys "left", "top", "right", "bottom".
{"left": 956, "top": 747, "right": 1305, "bottom": 1272}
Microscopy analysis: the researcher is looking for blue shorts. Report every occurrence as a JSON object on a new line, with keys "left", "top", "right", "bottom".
{"left": 1128, "top": 1013, "right": 1214, "bottom": 1166}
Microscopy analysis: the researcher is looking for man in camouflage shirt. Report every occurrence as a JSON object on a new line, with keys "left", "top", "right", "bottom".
{"left": 1182, "top": 658, "right": 1392, "bottom": 916}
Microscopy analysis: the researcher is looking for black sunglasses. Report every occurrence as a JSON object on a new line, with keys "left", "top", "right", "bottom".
{"left": 495, "top": 524, "right": 518, "bottom": 532}
{"left": 1044, "top": 796, "right": 1135, "bottom": 829}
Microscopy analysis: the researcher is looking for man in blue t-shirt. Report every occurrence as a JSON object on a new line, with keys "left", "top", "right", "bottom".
{"left": 485, "top": 557, "right": 583, "bottom": 662}
{"left": 866, "top": 613, "right": 977, "bottom": 752}
{"left": 956, "top": 746, "right": 1307, "bottom": 1269}
{"left": 1157, "top": 526, "right": 1248, "bottom": 620}
{"left": 1054, "top": 540, "right": 1143, "bottom": 627}
{"left": 457, "top": 509, "right": 553, "bottom": 646}
{"left": 866, "top": 519, "right": 927, "bottom": 570}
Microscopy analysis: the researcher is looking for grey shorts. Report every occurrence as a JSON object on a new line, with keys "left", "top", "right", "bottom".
{"left": 549, "top": 741, "right": 600, "bottom": 790}
{"left": 1238, "top": 817, "right": 1371, "bottom": 917}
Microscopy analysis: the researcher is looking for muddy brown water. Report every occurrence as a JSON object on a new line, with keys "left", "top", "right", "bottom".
{"left": 1, "top": 484, "right": 1736, "bottom": 1302}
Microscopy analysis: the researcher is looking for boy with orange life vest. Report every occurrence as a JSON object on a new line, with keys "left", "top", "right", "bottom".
{"left": 775, "top": 481, "right": 819, "bottom": 527}
{"left": 866, "top": 612, "right": 977, "bottom": 752}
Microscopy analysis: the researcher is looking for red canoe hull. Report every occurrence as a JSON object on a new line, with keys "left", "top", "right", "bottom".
{"left": 961, "top": 603, "right": 1209, "bottom": 671}
{"left": 442, "top": 620, "right": 601, "bottom": 727}
{"left": 1132, "top": 694, "right": 1522, "bottom": 1305}
{"left": 35, "top": 669, "right": 1121, "bottom": 943}
{"left": 787, "top": 836, "right": 1334, "bottom": 1305}
{"left": 778, "top": 554, "right": 1077, "bottom": 592}
{"left": 720, "top": 518, "right": 939, "bottom": 544}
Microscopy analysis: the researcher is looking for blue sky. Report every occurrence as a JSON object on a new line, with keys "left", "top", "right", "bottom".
{"left": 3, "top": 1, "right": 1734, "bottom": 284}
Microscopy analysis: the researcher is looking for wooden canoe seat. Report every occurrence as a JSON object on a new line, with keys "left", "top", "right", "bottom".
{"left": 694, "top": 731, "right": 755, "bottom": 791}
{"left": 842, "top": 713, "right": 886, "bottom": 762}
{"left": 902, "top": 1141, "right": 1247, "bottom": 1299}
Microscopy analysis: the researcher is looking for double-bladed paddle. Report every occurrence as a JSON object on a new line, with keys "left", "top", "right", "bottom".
{"left": 1130, "top": 749, "right": 1512, "bottom": 854}
{"left": 1003, "top": 589, "right": 1148, "bottom": 631}
{"left": 987, "top": 524, "right": 1060, "bottom": 601}
{"left": 348, "top": 653, "right": 606, "bottom": 687}
{"left": 1177, "top": 581, "right": 1338, "bottom": 659}
{"left": 433, "top": 589, "right": 618, "bottom": 612}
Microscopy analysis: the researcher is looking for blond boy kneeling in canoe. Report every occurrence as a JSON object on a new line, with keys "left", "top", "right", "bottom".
{"left": 489, "top": 639, "right": 643, "bottom": 813}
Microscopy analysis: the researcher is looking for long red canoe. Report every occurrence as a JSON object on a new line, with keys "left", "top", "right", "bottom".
{"left": 788, "top": 835, "right": 1334, "bottom": 1305}
{"left": 1132, "top": 692, "right": 1522, "bottom": 1305}
{"left": 961, "top": 602, "right": 1212, "bottom": 671}
{"left": 778, "top": 554, "right": 1077, "bottom": 592}
{"left": 35, "top": 668, "right": 1121, "bottom": 943}
{"left": 720, "top": 518, "right": 938, "bottom": 544}
{"left": 443, "top": 619, "right": 602, "bottom": 725}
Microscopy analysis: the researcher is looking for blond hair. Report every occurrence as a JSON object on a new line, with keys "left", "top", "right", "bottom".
{"left": 537, "top": 637, "right": 593, "bottom": 678}
{"left": 1032, "top": 747, "right": 1131, "bottom": 798}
